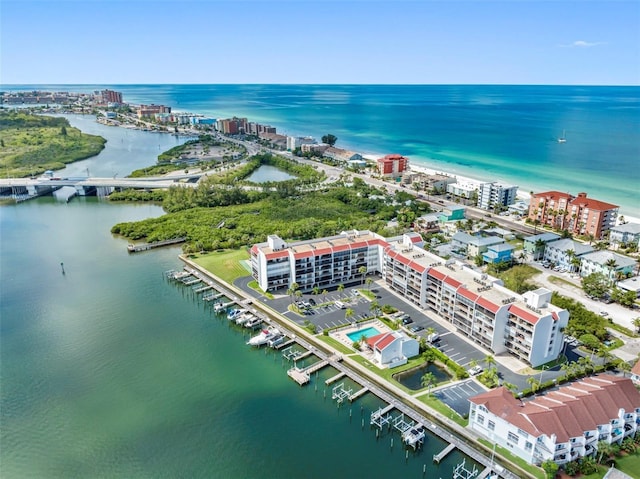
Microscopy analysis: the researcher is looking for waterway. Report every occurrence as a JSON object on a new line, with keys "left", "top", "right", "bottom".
{"left": 0, "top": 120, "right": 478, "bottom": 478}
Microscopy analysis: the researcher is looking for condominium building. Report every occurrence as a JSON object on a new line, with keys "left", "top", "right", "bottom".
{"left": 469, "top": 375, "right": 640, "bottom": 466}
{"left": 286, "top": 136, "right": 316, "bottom": 151}
{"left": 251, "top": 230, "right": 568, "bottom": 367}
{"left": 377, "top": 154, "right": 408, "bottom": 177}
{"left": 477, "top": 182, "right": 519, "bottom": 210}
{"left": 528, "top": 191, "right": 619, "bottom": 239}
{"left": 137, "top": 104, "right": 171, "bottom": 118}
{"left": 250, "top": 231, "right": 387, "bottom": 293}
{"left": 216, "top": 117, "right": 248, "bottom": 135}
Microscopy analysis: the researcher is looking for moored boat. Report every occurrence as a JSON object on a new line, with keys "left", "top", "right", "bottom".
{"left": 247, "top": 327, "right": 280, "bottom": 347}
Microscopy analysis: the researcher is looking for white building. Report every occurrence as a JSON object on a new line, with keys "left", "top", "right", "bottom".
{"left": 478, "top": 182, "right": 519, "bottom": 210}
{"left": 447, "top": 180, "right": 478, "bottom": 199}
{"left": 609, "top": 223, "right": 640, "bottom": 249}
{"left": 469, "top": 375, "right": 640, "bottom": 466}
{"left": 251, "top": 231, "right": 569, "bottom": 367}
{"left": 286, "top": 136, "right": 316, "bottom": 151}
{"left": 365, "top": 331, "right": 419, "bottom": 368}
{"left": 579, "top": 251, "right": 637, "bottom": 281}
{"left": 543, "top": 238, "right": 594, "bottom": 271}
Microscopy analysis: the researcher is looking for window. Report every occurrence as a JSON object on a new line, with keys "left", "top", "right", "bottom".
{"left": 507, "top": 432, "right": 519, "bottom": 444}
{"left": 488, "top": 421, "right": 495, "bottom": 431}
{"left": 525, "top": 441, "right": 533, "bottom": 451}
{"left": 477, "top": 414, "right": 485, "bottom": 425}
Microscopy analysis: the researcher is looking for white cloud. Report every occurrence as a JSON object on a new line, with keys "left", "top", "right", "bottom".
{"left": 560, "top": 40, "right": 606, "bottom": 48}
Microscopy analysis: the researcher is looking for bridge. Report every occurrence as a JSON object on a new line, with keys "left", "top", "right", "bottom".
{"left": 0, "top": 174, "right": 200, "bottom": 202}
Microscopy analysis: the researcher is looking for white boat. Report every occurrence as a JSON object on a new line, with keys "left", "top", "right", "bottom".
{"left": 214, "top": 302, "right": 226, "bottom": 313}
{"left": 244, "top": 316, "right": 263, "bottom": 329}
{"left": 235, "top": 312, "right": 254, "bottom": 325}
{"left": 226, "top": 308, "right": 244, "bottom": 321}
{"left": 247, "top": 327, "right": 280, "bottom": 347}
{"left": 557, "top": 130, "right": 567, "bottom": 143}
{"left": 267, "top": 334, "right": 285, "bottom": 348}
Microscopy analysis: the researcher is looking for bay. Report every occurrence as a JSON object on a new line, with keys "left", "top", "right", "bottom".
{"left": 0, "top": 121, "right": 476, "bottom": 478}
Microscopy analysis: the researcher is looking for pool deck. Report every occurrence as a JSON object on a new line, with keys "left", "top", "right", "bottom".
{"left": 329, "top": 319, "right": 392, "bottom": 349}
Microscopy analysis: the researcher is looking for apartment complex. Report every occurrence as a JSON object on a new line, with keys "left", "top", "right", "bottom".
{"left": 528, "top": 191, "right": 619, "bottom": 239}
{"left": 477, "top": 182, "right": 519, "bottom": 210}
{"left": 137, "top": 104, "right": 171, "bottom": 118}
{"left": 251, "top": 230, "right": 568, "bottom": 366}
{"left": 377, "top": 154, "right": 409, "bottom": 177}
{"left": 96, "top": 89, "right": 123, "bottom": 105}
{"left": 469, "top": 375, "right": 640, "bottom": 466}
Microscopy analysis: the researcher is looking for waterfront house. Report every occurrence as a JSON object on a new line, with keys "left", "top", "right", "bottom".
{"left": 477, "top": 182, "right": 519, "bottom": 210}
{"left": 468, "top": 375, "right": 640, "bottom": 466}
{"left": 365, "top": 331, "right": 419, "bottom": 368}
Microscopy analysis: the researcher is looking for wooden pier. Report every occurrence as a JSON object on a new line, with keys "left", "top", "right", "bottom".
{"left": 325, "top": 372, "right": 346, "bottom": 385}
{"left": 128, "top": 237, "right": 186, "bottom": 253}
{"left": 434, "top": 443, "right": 457, "bottom": 463}
{"left": 348, "top": 386, "right": 369, "bottom": 402}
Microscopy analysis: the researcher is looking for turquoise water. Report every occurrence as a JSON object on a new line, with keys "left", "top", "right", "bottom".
{"left": 0, "top": 121, "right": 478, "bottom": 478}
{"left": 347, "top": 327, "right": 381, "bottom": 342}
{"left": 5, "top": 84, "right": 636, "bottom": 215}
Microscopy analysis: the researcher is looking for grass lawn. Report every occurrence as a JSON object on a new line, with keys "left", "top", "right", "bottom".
{"left": 582, "top": 452, "right": 640, "bottom": 479}
{"left": 547, "top": 275, "right": 579, "bottom": 288}
{"left": 247, "top": 280, "right": 274, "bottom": 299}
{"left": 315, "top": 335, "right": 355, "bottom": 355}
{"left": 476, "top": 438, "right": 545, "bottom": 479}
{"left": 191, "top": 249, "right": 250, "bottom": 284}
{"left": 417, "top": 394, "right": 467, "bottom": 427}
{"left": 350, "top": 355, "right": 429, "bottom": 394}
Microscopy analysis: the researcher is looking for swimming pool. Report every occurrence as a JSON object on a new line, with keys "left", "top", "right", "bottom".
{"left": 346, "top": 326, "right": 380, "bottom": 342}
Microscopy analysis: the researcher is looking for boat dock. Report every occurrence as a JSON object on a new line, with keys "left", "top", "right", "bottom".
{"left": 203, "top": 292, "right": 225, "bottom": 302}
{"left": 128, "top": 237, "right": 186, "bottom": 253}
{"left": 193, "top": 284, "right": 213, "bottom": 294}
{"left": 434, "top": 443, "right": 457, "bottom": 463}
{"left": 175, "top": 258, "right": 520, "bottom": 479}
{"left": 348, "top": 386, "right": 369, "bottom": 402}
{"left": 325, "top": 372, "right": 346, "bottom": 385}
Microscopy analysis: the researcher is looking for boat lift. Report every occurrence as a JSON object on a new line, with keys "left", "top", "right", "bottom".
{"left": 331, "top": 382, "right": 353, "bottom": 404}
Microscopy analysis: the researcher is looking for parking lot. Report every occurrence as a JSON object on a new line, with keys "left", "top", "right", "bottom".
{"left": 235, "top": 275, "right": 556, "bottom": 395}
{"left": 432, "top": 379, "right": 487, "bottom": 416}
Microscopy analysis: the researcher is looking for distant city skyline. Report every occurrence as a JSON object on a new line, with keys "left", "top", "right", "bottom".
{"left": 1, "top": 0, "right": 639, "bottom": 86}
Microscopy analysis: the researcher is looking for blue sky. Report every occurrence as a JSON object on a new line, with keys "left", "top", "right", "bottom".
{"left": 2, "top": 0, "right": 639, "bottom": 85}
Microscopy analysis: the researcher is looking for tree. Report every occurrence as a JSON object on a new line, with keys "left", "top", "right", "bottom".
{"left": 60, "top": 125, "right": 67, "bottom": 136}
{"left": 527, "top": 376, "right": 540, "bottom": 394}
{"left": 581, "top": 272, "right": 609, "bottom": 299}
{"left": 345, "top": 308, "right": 355, "bottom": 323}
{"left": 369, "top": 300, "right": 380, "bottom": 317}
{"left": 420, "top": 371, "right": 437, "bottom": 396}
{"left": 597, "top": 440, "right": 614, "bottom": 464}
{"left": 365, "top": 277, "right": 373, "bottom": 291}
{"left": 632, "top": 317, "right": 640, "bottom": 333}
{"left": 358, "top": 265, "right": 367, "bottom": 285}
{"left": 337, "top": 283, "right": 345, "bottom": 297}
{"left": 541, "top": 459, "right": 559, "bottom": 479}
{"left": 484, "top": 354, "right": 496, "bottom": 370}
{"left": 321, "top": 134, "right": 337, "bottom": 146}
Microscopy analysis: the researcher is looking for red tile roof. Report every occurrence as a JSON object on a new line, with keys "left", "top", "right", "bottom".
{"left": 444, "top": 276, "right": 462, "bottom": 289}
{"left": 476, "top": 297, "right": 500, "bottom": 314}
{"left": 569, "top": 196, "right": 618, "bottom": 212}
{"left": 632, "top": 359, "right": 640, "bottom": 377}
{"left": 427, "top": 268, "right": 447, "bottom": 281}
{"left": 533, "top": 191, "right": 573, "bottom": 201}
{"left": 366, "top": 332, "right": 397, "bottom": 351}
{"left": 457, "top": 288, "right": 479, "bottom": 302}
{"left": 508, "top": 304, "right": 540, "bottom": 325}
{"left": 292, "top": 250, "right": 314, "bottom": 259}
{"left": 265, "top": 250, "right": 290, "bottom": 260}
{"left": 471, "top": 375, "right": 640, "bottom": 443}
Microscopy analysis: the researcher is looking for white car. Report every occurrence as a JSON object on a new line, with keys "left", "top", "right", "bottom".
{"left": 468, "top": 365, "right": 483, "bottom": 376}
{"left": 335, "top": 301, "right": 346, "bottom": 309}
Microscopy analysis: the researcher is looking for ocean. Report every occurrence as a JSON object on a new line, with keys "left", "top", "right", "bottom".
{"left": 4, "top": 84, "right": 637, "bottom": 216}
{"left": 0, "top": 121, "right": 475, "bottom": 478}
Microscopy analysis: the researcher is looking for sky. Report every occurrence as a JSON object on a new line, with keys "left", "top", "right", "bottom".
{"left": 1, "top": 0, "right": 639, "bottom": 85}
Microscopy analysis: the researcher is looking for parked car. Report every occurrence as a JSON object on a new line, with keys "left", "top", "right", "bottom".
{"left": 427, "top": 333, "right": 440, "bottom": 343}
{"left": 401, "top": 316, "right": 413, "bottom": 325}
{"left": 308, "top": 298, "right": 316, "bottom": 306}
{"left": 335, "top": 301, "right": 346, "bottom": 309}
{"left": 409, "top": 324, "right": 424, "bottom": 333}
{"left": 468, "top": 365, "right": 483, "bottom": 376}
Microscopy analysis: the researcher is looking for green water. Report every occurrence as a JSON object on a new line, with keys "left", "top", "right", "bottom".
{"left": 0, "top": 203, "right": 477, "bottom": 476}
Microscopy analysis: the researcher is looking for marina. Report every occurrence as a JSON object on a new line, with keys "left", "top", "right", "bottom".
{"left": 128, "top": 237, "right": 186, "bottom": 253}
{"left": 163, "top": 261, "right": 518, "bottom": 478}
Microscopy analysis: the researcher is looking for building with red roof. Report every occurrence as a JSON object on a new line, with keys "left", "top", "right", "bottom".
{"left": 376, "top": 154, "right": 409, "bottom": 178}
{"left": 528, "top": 191, "right": 618, "bottom": 239}
{"left": 365, "top": 331, "right": 419, "bottom": 368}
{"left": 468, "top": 374, "right": 640, "bottom": 466}
{"left": 251, "top": 229, "right": 569, "bottom": 367}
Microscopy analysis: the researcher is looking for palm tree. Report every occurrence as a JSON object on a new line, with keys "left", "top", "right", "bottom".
{"left": 484, "top": 354, "right": 496, "bottom": 370}
{"left": 365, "top": 277, "right": 373, "bottom": 291}
{"left": 605, "top": 258, "right": 618, "bottom": 283}
{"left": 632, "top": 317, "right": 640, "bottom": 334}
{"left": 527, "top": 376, "right": 540, "bottom": 394}
{"left": 369, "top": 300, "right": 380, "bottom": 318}
{"left": 312, "top": 286, "right": 320, "bottom": 296}
{"left": 617, "top": 360, "right": 632, "bottom": 377}
{"left": 358, "top": 266, "right": 367, "bottom": 285}
{"left": 597, "top": 440, "right": 614, "bottom": 464}
{"left": 322, "top": 289, "right": 328, "bottom": 303}
{"left": 337, "top": 283, "right": 345, "bottom": 297}
{"left": 345, "top": 308, "right": 355, "bottom": 323}
{"left": 534, "top": 238, "right": 546, "bottom": 260}
{"left": 421, "top": 372, "right": 437, "bottom": 397}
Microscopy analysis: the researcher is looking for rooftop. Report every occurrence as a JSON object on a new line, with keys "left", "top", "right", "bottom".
{"left": 612, "top": 222, "right": 640, "bottom": 234}
{"left": 581, "top": 250, "right": 637, "bottom": 269}
{"left": 545, "top": 238, "right": 594, "bottom": 255}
